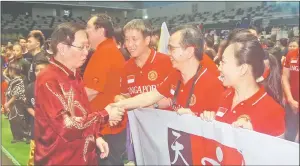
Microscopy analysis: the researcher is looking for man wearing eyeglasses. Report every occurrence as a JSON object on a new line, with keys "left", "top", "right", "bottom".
{"left": 34, "top": 22, "right": 125, "bottom": 165}
{"left": 84, "top": 14, "right": 126, "bottom": 165}
{"left": 112, "top": 25, "right": 224, "bottom": 119}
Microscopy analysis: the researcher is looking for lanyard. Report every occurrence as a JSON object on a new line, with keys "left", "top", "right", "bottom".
{"left": 172, "top": 64, "right": 202, "bottom": 109}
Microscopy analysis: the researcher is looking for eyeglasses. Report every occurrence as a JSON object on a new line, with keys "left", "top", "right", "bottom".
{"left": 68, "top": 44, "right": 91, "bottom": 51}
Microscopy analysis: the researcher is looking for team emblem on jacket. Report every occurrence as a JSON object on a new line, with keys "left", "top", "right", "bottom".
{"left": 148, "top": 70, "right": 158, "bottom": 81}
{"left": 189, "top": 94, "right": 196, "bottom": 106}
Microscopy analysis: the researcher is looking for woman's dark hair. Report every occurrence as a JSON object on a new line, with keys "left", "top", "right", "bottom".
{"left": 268, "top": 46, "right": 282, "bottom": 68}
{"left": 264, "top": 39, "right": 275, "bottom": 48}
{"left": 152, "top": 28, "right": 161, "bottom": 37}
{"left": 50, "top": 22, "right": 86, "bottom": 55}
{"left": 226, "top": 29, "right": 283, "bottom": 105}
{"left": 217, "top": 39, "right": 228, "bottom": 59}
{"left": 204, "top": 49, "right": 217, "bottom": 63}
{"left": 205, "top": 35, "right": 214, "bottom": 48}
{"left": 119, "top": 47, "right": 131, "bottom": 61}
{"left": 213, "top": 43, "right": 219, "bottom": 53}
{"left": 113, "top": 27, "right": 130, "bottom": 61}
{"left": 204, "top": 49, "right": 215, "bottom": 60}
{"left": 113, "top": 27, "right": 124, "bottom": 46}
{"left": 279, "top": 38, "right": 288, "bottom": 47}
{"left": 8, "top": 61, "right": 23, "bottom": 76}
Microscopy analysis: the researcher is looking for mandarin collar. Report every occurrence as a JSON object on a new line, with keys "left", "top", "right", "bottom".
{"left": 50, "top": 57, "right": 80, "bottom": 80}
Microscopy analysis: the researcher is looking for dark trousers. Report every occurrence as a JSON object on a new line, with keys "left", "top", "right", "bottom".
{"left": 98, "top": 129, "right": 127, "bottom": 166}
{"left": 284, "top": 103, "right": 299, "bottom": 142}
{"left": 9, "top": 115, "right": 27, "bottom": 140}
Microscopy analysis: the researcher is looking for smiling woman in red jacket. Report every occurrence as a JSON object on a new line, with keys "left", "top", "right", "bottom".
{"left": 200, "top": 29, "right": 285, "bottom": 137}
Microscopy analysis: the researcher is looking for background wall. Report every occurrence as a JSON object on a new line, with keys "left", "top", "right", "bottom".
{"left": 145, "top": 2, "right": 227, "bottom": 18}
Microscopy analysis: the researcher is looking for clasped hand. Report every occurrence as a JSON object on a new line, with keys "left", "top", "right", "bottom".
{"left": 105, "top": 104, "right": 125, "bottom": 126}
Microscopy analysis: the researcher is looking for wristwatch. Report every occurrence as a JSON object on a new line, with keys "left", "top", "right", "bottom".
{"left": 153, "top": 103, "right": 159, "bottom": 109}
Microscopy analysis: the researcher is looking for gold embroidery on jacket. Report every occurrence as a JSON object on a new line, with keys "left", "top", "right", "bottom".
{"left": 83, "top": 135, "right": 95, "bottom": 162}
{"left": 45, "top": 83, "right": 98, "bottom": 129}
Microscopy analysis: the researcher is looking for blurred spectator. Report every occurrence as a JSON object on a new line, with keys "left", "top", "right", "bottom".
{"left": 268, "top": 46, "right": 283, "bottom": 71}
{"left": 150, "top": 28, "right": 161, "bottom": 50}
{"left": 43, "top": 38, "right": 53, "bottom": 60}
{"left": 282, "top": 48, "right": 299, "bottom": 142}
{"left": 215, "top": 40, "right": 227, "bottom": 65}
{"left": 27, "top": 30, "right": 48, "bottom": 83}
{"left": 288, "top": 37, "right": 299, "bottom": 51}
{"left": 12, "top": 43, "right": 30, "bottom": 85}
{"left": 25, "top": 59, "right": 49, "bottom": 166}
{"left": 4, "top": 62, "right": 29, "bottom": 144}
{"left": 5, "top": 44, "right": 14, "bottom": 63}
{"left": 213, "top": 43, "right": 219, "bottom": 54}
{"left": 113, "top": 27, "right": 130, "bottom": 61}
{"left": 18, "top": 37, "right": 32, "bottom": 62}
{"left": 1, "top": 73, "right": 8, "bottom": 113}
{"left": 2, "top": 45, "right": 14, "bottom": 81}
{"left": 279, "top": 38, "right": 289, "bottom": 57}
{"left": 204, "top": 35, "right": 217, "bottom": 61}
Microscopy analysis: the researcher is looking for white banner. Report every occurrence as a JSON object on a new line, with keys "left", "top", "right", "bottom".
{"left": 128, "top": 109, "right": 299, "bottom": 165}
{"left": 157, "top": 22, "right": 170, "bottom": 55}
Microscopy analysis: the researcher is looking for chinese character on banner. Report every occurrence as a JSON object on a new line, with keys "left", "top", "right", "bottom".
{"left": 168, "top": 128, "right": 193, "bottom": 166}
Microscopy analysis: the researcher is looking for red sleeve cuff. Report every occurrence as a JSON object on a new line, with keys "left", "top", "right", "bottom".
{"left": 99, "top": 109, "right": 109, "bottom": 125}
{"left": 95, "top": 109, "right": 109, "bottom": 138}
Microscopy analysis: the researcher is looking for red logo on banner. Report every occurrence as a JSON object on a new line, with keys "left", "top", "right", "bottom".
{"left": 190, "top": 134, "right": 245, "bottom": 165}
{"left": 168, "top": 128, "right": 245, "bottom": 165}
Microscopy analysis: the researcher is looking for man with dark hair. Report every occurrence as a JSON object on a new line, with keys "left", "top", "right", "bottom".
{"left": 27, "top": 30, "right": 48, "bottom": 82}
{"left": 115, "top": 19, "right": 173, "bottom": 165}
{"left": 19, "top": 37, "right": 32, "bottom": 62}
{"left": 84, "top": 14, "right": 125, "bottom": 165}
{"left": 170, "top": 26, "right": 219, "bottom": 76}
{"left": 112, "top": 25, "right": 224, "bottom": 124}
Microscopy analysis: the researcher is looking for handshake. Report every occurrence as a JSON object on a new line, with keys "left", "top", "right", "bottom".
{"left": 104, "top": 95, "right": 129, "bottom": 126}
